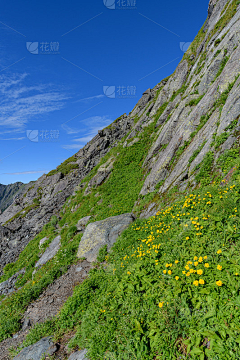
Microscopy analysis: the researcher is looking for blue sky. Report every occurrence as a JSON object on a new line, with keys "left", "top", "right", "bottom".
{"left": 0, "top": 0, "right": 209, "bottom": 185}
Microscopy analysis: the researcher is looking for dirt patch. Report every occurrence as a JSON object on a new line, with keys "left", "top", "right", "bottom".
{"left": 0, "top": 260, "right": 92, "bottom": 360}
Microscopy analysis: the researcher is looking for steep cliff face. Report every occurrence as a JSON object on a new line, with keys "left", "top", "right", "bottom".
{"left": 0, "top": 183, "right": 27, "bottom": 213}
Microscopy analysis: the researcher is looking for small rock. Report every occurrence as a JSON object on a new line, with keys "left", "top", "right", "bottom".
{"left": 76, "top": 216, "right": 91, "bottom": 231}
{"left": 68, "top": 349, "right": 89, "bottom": 360}
{"left": 39, "top": 236, "right": 48, "bottom": 248}
{"left": 22, "top": 318, "right": 31, "bottom": 331}
{"left": 13, "top": 337, "right": 57, "bottom": 360}
{"left": 76, "top": 266, "right": 83, "bottom": 272}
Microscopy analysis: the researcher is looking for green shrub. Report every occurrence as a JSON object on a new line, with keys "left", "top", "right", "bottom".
{"left": 50, "top": 216, "right": 58, "bottom": 227}
{"left": 97, "top": 245, "right": 108, "bottom": 263}
{"left": 47, "top": 156, "right": 78, "bottom": 177}
{"left": 189, "top": 140, "right": 207, "bottom": 164}
{"left": 195, "top": 151, "right": 214, "bottom": 186}
{"left": 67, "top": 226, "right": 77, "bottom": 240}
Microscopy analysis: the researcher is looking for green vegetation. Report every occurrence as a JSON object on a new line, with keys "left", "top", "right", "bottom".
{"left": 16, "top": 175, "right": 240, "bottom": 360}
{"left": 50, "top": 215, "right": 58, "bottom": 227}
{"left": 97, "top": 245, "right": 108, "bottom": 263}
{"left": 188, "top": 140, "right": 207, "bottom": 165}
{"left": 47, "top": 156, "right": 78, "bottom": 177}
{"left": 195, "top": 151, "right": 215, "bottom": 186}
{"left": 211, "top": 0, "right": 240, "bottom": 37}
{"left": 214, "top": 132, "right": 230, "bottom": 149}
{"left": 214, "top": 49, "right": 221, "bottom": 57}
{"left": 186, "top": 95, "right": 204, "bottom": 107}
{"left": 214, "top": 38, "right": 221, "bottom": 47}
{"left": 153, "top": 101, "right": 169, "bottom": 122}
{"left": 215, "top": 56, "right": 230, "bottom": 79}
{"left": 170, "top": 84, "right": 187, "bottom": 102}
{"left": 169, "top": 140, "right": 191, "bottom": 170}
{"left": 0, "top": 222, "right": 82, "bottom": 342}
{"left": 217, "top": 148, "right": 240, "bottom": 174}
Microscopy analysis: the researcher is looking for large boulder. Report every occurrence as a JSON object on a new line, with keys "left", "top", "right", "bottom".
{"left": 77, "top": 213, "right": 135, "bottom": 262}
{"left": 35, "top": 235, "right": 61, "bottom": 268}
{"left": 68, "top": 349, "right": 89, "bottom": 360}
{"left": 13, "top": 337, "right": 57, "bottom": 360}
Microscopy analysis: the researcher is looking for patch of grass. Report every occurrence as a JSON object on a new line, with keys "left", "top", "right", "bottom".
{"left": 217, "top": 148, "right": 240, "bottom": 174}
{"left": 211, "top": 0, "right": 240, "bottom": 37}
{"left": 153, "top": 101, "right": 169, "bottom": 122}
{"left": 188, "top": 140, "right": 207, "bottom": 165}
{"left": 214, "top": 49, "right": 221, "bottom": 57}
{"left": 186, "top": 95, "right": 204, "bottom": 107}
{"left": 170, "top": 84, "right": 187, "bottom": 102}
{"left": 215, "top": 56, "right": 230, "bottom": 79}
{"left": 97, "top": 245, "right": 108, "bottom": 263}
{"left": 214, "top": 132, "right": 230, "bottom": 149}
{"left": 47, "top": 156, "right": 78, "bottom": 177}
{"left": 195, "top": 151, "right": 214, "bottom": 186}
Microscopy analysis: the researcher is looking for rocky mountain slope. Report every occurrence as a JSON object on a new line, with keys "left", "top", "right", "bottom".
{"left": 0, "top": 183, "right": 27, "bottom": 214}
{"left": 0, "top": 0, "right": 240, "bottom": 359}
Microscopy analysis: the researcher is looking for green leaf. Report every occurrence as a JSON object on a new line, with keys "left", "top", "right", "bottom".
{"left": 191, "top": 347, "right": 204, "bottom": 355}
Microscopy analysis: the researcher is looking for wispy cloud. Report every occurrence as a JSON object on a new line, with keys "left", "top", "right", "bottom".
{"left": 76, "top": 94, "right": 104, "bottom": 102}
{"left": 0, "top": 137, "right": 25, "bottom": 141}
{"left": 0, "top": 73, "right": 69, "bottom": 131}
{"left": 2, "top": 170, "right": 48, "bottom": 175}
{"left": 62, "top": 115, "right": 112, "bottom": 150}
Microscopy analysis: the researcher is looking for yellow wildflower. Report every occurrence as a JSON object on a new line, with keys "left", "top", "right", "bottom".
{"left": 216, "top": 280, "right": 223, "bottom": 286}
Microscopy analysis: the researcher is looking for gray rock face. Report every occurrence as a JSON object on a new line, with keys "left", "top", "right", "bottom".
{"left": 35, "top": 235, "right": 61, "bottom": 268}
{"left": 84, "top": 157, "right": 115, "bottom": 195}
{"left": 0, "top": 269, "right": 25, "bottom": 296}
{"left": 13, "top": 337, "right": 57, "bottom": 360}
{"left": 77, "top": 213, "right": 135, "bottom": 262}
{"left": 68, "top": 349, "right": 89, "bottom": 360}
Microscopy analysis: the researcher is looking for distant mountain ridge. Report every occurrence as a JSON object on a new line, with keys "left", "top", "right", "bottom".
{"left": 0, "top": 182, "right": 27, "bottom": 213}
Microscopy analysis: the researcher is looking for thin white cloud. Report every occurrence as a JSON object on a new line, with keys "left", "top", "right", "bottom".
{"left": 0, "top": 137, "right": 25, "bottom": 141}
{"left": 2, "top": 170, "right": 48, "bottom": 175}
{"left": 62, "top": 144, "right": 84, "bottom": 150}
{"left": 62, "top": 115, "right": 113, "bottom": 151}
{"left": 76, "top": 94, "right": 104, "bottom": 102}
{"left": 0, "top": 73, "right": 69, "bottom": 131}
